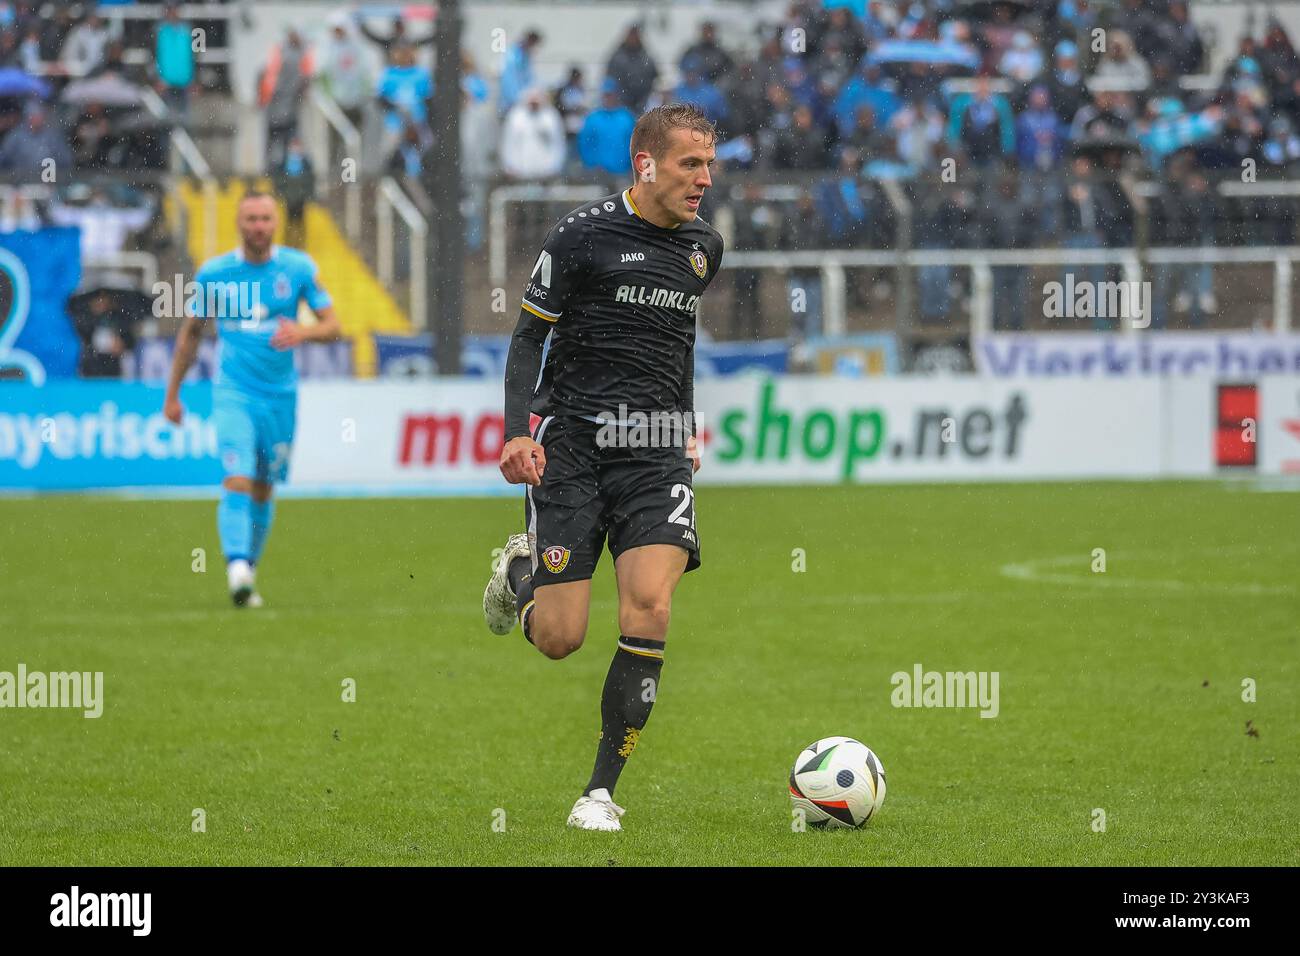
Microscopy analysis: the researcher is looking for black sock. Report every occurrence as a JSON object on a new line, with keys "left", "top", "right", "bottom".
{"left": 585, "top": 636, "right": 665, "bottom": 797}
{"left": 509, "top": 556, "right": 535, "bottom": 644}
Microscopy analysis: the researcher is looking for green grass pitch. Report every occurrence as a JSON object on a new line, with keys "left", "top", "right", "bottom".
{"left": 1, "top": 482, "right": 1296, "bottom": 866}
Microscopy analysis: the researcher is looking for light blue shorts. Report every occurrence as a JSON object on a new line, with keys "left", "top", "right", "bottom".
{"left": 213, "top": 387, "right": 297, "bottom": 484}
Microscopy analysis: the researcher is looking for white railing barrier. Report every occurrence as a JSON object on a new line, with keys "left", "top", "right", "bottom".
{"left": 307, "top": 86, "right": 362, "bottom": 245}
{"left": 1274, "top": 257, "right": 1292, "bottom": 335}
{"left": 139, "top": 86, "right": 218, "bottom": 260}
{"left": 1, "top": 188, "right": 160, "bottom": 291}
{"left": 377, "top": 177, "right": 429, "bottom": 331}
{"left": 85, "top": 252, "right": 159, "bottom": 291}
{"left": 489, "top": 183, "right": 608, "bottom": 286}
{"left": 141, "top": 87, "right": 211, "bottom": 180}
{"left": 721, "top": 246, "right": 1300, "bottom": 336}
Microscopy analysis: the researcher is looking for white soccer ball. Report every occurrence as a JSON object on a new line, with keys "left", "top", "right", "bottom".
{"left": 789, "top": 736, "right": 886, "bottom": 829}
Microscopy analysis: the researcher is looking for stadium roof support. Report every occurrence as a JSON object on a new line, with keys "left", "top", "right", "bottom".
{"left": 427, "top": 0, "right": 464, "bottom": 375}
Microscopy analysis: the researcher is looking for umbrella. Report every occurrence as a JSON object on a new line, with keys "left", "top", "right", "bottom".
{"left": 1071, "top": 132, "right": 1142, "bottom": 158}
{"left": 61, "top": 74, "right": 145, "bottom": 108}
{"left": 0, "top": 68, "right": 50, "bottom": 99}
{"left": 866, "top": 40, "right": 981, "bottom": 73}
{"left": 69, "top": 288, "right": 155, "bottom": 317}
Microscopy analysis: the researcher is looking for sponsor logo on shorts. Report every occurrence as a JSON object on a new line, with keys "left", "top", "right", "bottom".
{"left": 541, "top": 545, "right": 571, "bottom": 574}
{"left": 681, "top": 528, "right": 696, "bottom": 545}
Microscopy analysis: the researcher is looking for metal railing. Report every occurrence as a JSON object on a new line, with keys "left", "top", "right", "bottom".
{"left": 140, "top": 87, "right": 218, "bottom": 262}
{"left": 489, "top": 183, "right": 609, "bottom": 285}
{"left": 0, "top": 186, "right": 159, "bottom": 290}
{"left": 484, "top": 180, "right": 1299, "bottom": 337}
{"left": 84, "top": 251, "right": 160, "bottom": 291}
{"left": 722, "top": 246, "right": 1299, "bottom": 336}
{"left": 377, "top": 176, "right": 429, "bottom": 331}
{"left": 306, "top": 86, "right": 363, "bottom": 245}
{"left": 141, "top": 88, "right": 211, "bottom": 179}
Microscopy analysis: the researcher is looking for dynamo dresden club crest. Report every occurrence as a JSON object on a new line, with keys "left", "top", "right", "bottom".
{"left": 688, "top": 250, "right": 707, "bottom": 279}
{"left": 541, "top": 546, "right": 571, "bottom": 574}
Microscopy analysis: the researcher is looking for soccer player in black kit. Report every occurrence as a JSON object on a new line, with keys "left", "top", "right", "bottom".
{"left": 482, "top": 104, "right": 723, "bottom": 830}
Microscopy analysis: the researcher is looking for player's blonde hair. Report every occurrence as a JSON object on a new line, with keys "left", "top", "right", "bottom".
{"left": 628, "top": 104, "right": 718, "bottom": 176}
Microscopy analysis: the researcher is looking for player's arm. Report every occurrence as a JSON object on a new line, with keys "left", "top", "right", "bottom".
{"left": 163, "top": 315, "right": 205, "bottom": 425}
{"left": 304, "top": 304, "right": 341, "bottom": 342}
{"left": 271, "top": 303, "right": 341, "bottom": 349}
{"left": 683, "top": 233, "right": 721, "bottom": 473}
{"left": 500, "top": 221, "right": 589, "bottom": 485}
{"left": 271, "top": 266, "right": 341, "bottom": 349}
{"left": 500, "top": 307, "right": 551, "bottom": 486}
{"left": 681, "top": 343, "right": 700, "bottom": 473}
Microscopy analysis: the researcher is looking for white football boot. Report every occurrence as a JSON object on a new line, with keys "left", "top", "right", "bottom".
{"left": 483, "top": 532, "right": 531, "bottom": 635}
{"left": 566, "top": 788, "right": 625, "bottom": 832}
{"left": 227, "top": 559, "right": 255, "bottom": 608}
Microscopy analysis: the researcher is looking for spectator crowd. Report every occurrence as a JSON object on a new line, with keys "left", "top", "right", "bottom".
{"left": 300, "top": 0, "right": 1296, "bottom": 331}
{"left": 5, "top": 1, "right": 1300, "bottom": 337}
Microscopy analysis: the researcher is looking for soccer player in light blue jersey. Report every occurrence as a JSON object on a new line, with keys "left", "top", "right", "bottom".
{"left": 164, "top": 191, "right": 340, "bottom": 607}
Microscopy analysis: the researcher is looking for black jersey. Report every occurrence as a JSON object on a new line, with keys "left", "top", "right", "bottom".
{"left": 520, "top": 188, "right": 725, "bottom": 424}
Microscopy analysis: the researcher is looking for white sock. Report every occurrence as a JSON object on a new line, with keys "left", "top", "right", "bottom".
{"left": 227, "top": 559, "right": 252, "bottom": 589}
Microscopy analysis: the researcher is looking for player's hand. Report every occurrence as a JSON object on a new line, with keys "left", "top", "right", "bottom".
{"left": 500, "top": 436, "right": 546, "bottom": 486}
{"left": 270, "top": 319, "right": 305, "bottom": 350}
{"left": 687, "top": 435, "right": 701, "bottom": 473}
{"left": 164, "top": 395, "right": 184, "bottom": 425}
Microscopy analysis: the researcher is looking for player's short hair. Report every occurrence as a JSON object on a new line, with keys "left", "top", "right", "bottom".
{"left": 238, "top": 188, "right": 275, "bottom": 206}
{"left": 628, "top": 104, "right": 718, "bottom": 173}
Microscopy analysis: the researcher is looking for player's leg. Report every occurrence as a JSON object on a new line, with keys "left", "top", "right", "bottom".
{"left": 493, "top": 516, "right": 597, "bottom": 658}
{"left": 568, "top": 447, "right": 700, "bottom": 830}
{"left": 245, "top": 395, "right": 295, "bottom": 606}
{"left": 249, "top": 481, "right": 275, "bottom": 568}
{"left": 213, "top": 393, "right": 258, "bottom": 606}
{"left": 246, "top": 480, "right": 274, "bottom": 609}
{"left": 521, "top": 579, "right": 592, "bottom": 660}
{"left": 218, "top": 475, "right": 257, "bottom": 605}
{"left": 588, "top": 545, "right": 688, "bottom": 782}
{"left": 484, "top": 418, "right": 601, "bottom": 657}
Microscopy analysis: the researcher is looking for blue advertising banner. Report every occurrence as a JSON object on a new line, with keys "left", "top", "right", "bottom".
{"left": 0, "top": 382, "right": 219, "bottom": 490}
{"left": 0, "top": 228, "right": 82, "bottom": 384}
{"left": 973, "top": 332, "right": 1300, "bottom": 377}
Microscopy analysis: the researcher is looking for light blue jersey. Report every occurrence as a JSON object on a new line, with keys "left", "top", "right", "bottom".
{"left": 190, "top": 245, "right": 332, "bottom": 396}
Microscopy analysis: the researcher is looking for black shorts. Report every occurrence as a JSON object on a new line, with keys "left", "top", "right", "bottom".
{"left": 524, "top": 415, "right": 700, "bottom": 586}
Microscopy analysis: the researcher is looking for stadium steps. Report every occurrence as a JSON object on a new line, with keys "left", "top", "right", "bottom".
{"left": 172, "top": 179, "right": 411, "bottom": 375}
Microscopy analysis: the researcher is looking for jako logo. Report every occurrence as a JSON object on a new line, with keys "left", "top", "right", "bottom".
{"left": 50, "top": 886, "right": 151, "bottom": 936}
{"left": 620, "top": 252, "right": 645, "bottom": 262}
